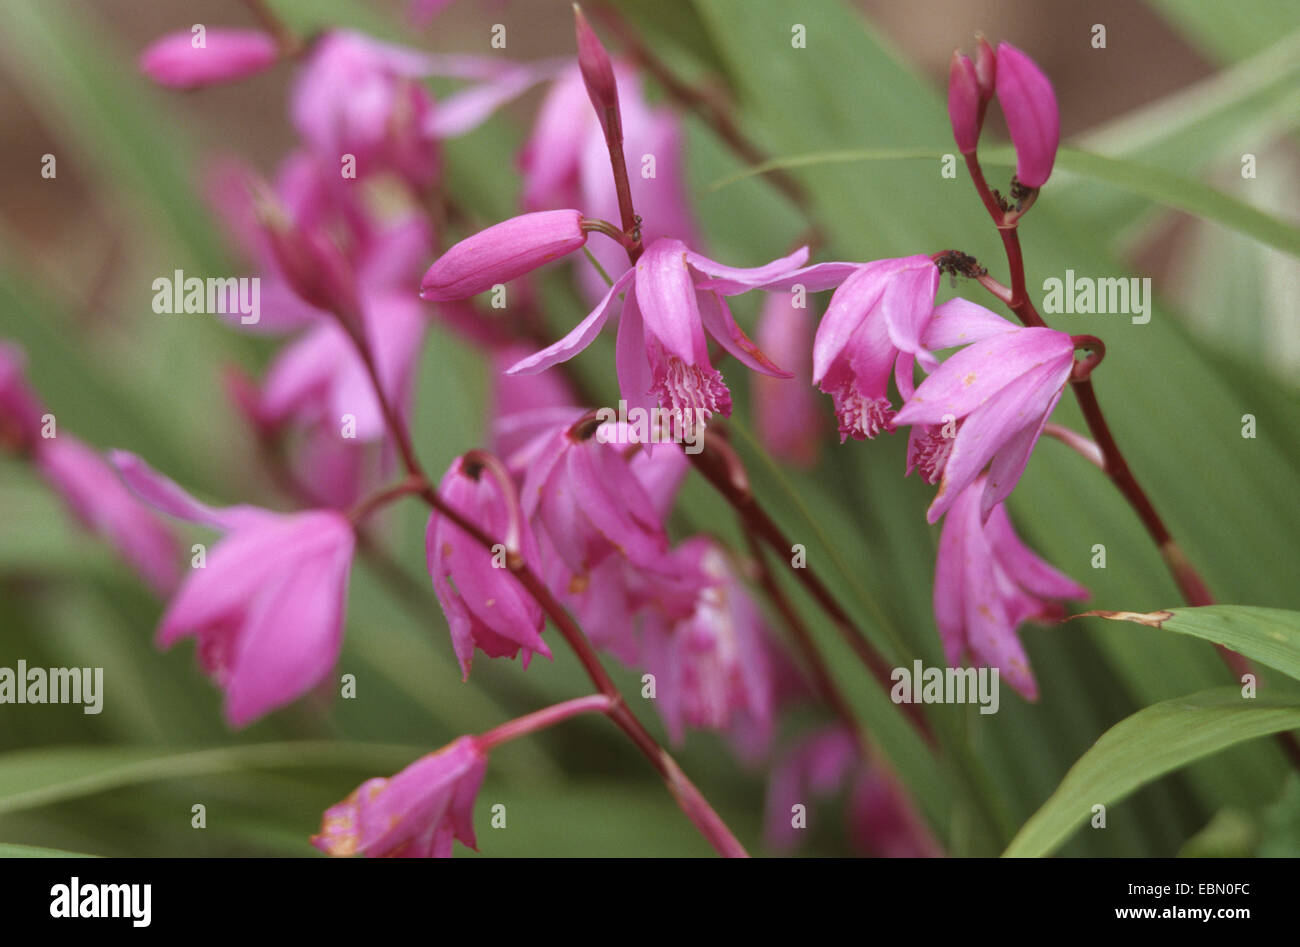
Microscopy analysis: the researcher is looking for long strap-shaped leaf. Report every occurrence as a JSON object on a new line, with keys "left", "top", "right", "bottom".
{"left": 1080, "top": 605, "right": 1300, "bottom": 684}
{"left": 0, "top": 742, "right": 426, "bottom": 817}
{"left": 1004, "top": 688, "right": 1300, "bottom": 857}
{"left": 709, "top": 146, "right": 1300, "bottom": 258}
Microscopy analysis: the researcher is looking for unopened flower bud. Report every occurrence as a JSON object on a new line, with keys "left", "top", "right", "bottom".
{"left": 139, "top": 28, "right": 279, "bottom": 90}
{"left": 994, "top": 42, "right": 1059, "bottom": 189}
{"left": 419, "top": 209, "right": 588, "bottom": 301}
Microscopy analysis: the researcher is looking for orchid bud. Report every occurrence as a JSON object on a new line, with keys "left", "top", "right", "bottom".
{"left": 974, "top": 34, "right": 996, "bottom": 100}
{"left": 573, "top": 4, "right": 622, "bottom": 141}
{"left": 139, "top": 28, "right": 279, "bottom": 90}
{"left": 419, "top": 210, "right": 588, "bottom": 301}
{"left": 259, "top": 206, "right": 359, "bottom": 318}
{"left": 947, "top": 51, "right": 981, "bottom": 154}
{"left": 994, "top": 42, "right": 1059, "bottom": 189}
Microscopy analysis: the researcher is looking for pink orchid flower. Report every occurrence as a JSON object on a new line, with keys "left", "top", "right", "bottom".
{"left": 426, "top": 458, "right": 549, "bottom": 678}
{"left": 641, "top": 538, "right": 780, "bottom": 757}
{"left": 112, "top": 451, "right": 355, "bottom": 727}
{"left": 522, "top": 424, "right": 704, "bottom": 662}
{"left": 933, "top": 475, "right": 1089, "bottom": 700}
{"left": 139, "top": 28, "right": 279, "bottom": 90}
{"left": 745, "top": 254, "right": 942, "bottom": 441}
{"left": 765, "top": 726, "right": 940, "bottom": 857}
{"left": 894, "top": 303, "right": 1075, "bottom": 522}
{"left": 848, "top": 766, "right": 944, "bottom": 858}
{"left": 208, "top": 156, "right": 433, "bottom": 505}
{"left": 313, "top": 736, "right": 487, "bottom": 857}
{"left": 292, "top": 31, "right": 556, "bottom": 189}
{"left": 2, "top": 343, "right": 179, "bottom": 595}
{"left": 506, "top": 238, "right": 807, "bottom": 429}
{"left": 754, "top": 291, "right": 825, "bottom": 467}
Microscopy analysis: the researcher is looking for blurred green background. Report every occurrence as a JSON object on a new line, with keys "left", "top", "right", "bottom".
{"left": 0, "top": 0, "right": 1297, "bottom": 857}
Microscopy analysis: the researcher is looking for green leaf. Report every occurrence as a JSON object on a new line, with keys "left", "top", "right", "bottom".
{"left": 1004, "top": 689, "right": 1300, "bottom": 857}
{"left": 709, "top": 146, "right": 1300, "bottom": 259}
{"left": 1081, "top": 606, "right": 1300, "bottom": 684}
{"left": 0, "top": 743, "right": 426, "bottom": 817}
{"left": 0, "top": 843, "right": 96, "bottom": 858}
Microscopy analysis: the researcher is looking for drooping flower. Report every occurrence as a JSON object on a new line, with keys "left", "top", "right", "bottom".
{"left": 290, "top": 30, "right": 555, "bottom": 190}
{"left": 208, "top": 156, "right": 433, "bottom": 506}
{"left": 520, "top": 421, "right": 705, "bottom": 661}
{"left": 765, "top": 726, "right": 940, "bottom": 857}
{"left": 740, "top": 255, "right": 942, "bottom": 441}
{"left": 931, "top": 475, "right": 1089, "bottom": 700}
{"left": 139, "top": 28, "right": 279, "bottom": 90}
{"left": 641, "top": 538, "right": 780, "bottom": 758}
{"left": 753, "top": 291, "right": 825, "bottom": 467}
{"left": 426, "top": 457, "right": 549, "bottom": 678}
{"left": 112, "top": 451, "right": 355, "bottom": 727}
{"left": 2, "top": 343, "right": 179, "bottom": 595}
{"left": 507, "top": 238, "right": 806, "bottom": 432}
{"left": 312, "top": 737, "right": 487, "bottom": 857}
{"left": 894, "top": 307, "right": 1075, "bottom": 522}
{"left": 993, "top": 42, "right": 1059, "bottom": 189}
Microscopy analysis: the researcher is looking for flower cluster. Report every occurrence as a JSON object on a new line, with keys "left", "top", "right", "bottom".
{"left": 0, "top": 8, "right": 1113, "bottom": 858}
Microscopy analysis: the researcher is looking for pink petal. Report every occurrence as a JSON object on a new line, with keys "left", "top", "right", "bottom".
{"left": 615, "top": 287, "right": 656, "bottom": 420}
{"left": 427, "top": 65, "right": 552, "bottom": 138}
{"left": 893, "top": 326, "right": 1073, "bottom": 428}
{"left": 505, "top": 268, "right": 634, "bottom": 374}
{"left": 925, "top": 357, "right": 1069, "bottom": 523}
{"left": 110, "top": 450, "right": 265, "bottom": 532}
{"left": 879, "top": 255, "right": 939, "bottom": 356}
{"left": 684, "top": 245, "right": 810, "bottom": 294}
{"left": 635, "top": 239, "right": 704, "bottom": 362}
{"left": 986, "top": 504, "right": 1089, "bottom": 601}
{"left": 223, "top": 514, "right": 354, "bottom": 727}
{"left": 697, "top": 291, "right": 792, "bottom": 378}
{"left": 921, "top": 297, "right": 1017, "bottom": 350}
{"left": 811, "top": 261, "right": 892, "bottom": 385}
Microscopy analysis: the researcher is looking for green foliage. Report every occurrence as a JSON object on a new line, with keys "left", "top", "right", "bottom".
{"left": 0, "top": 0, "right": 1296, "bottom": 857}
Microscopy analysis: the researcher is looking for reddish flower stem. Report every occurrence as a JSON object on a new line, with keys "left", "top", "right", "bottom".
{"left": 689, "top": 429, "right": 934, "bottom": 745}
{"left": 325, "top": 305, "right": 750, "bottom": 856}
{"left": 594, "top": 3, "right": 824, "bottom": 248}
{"left": 477, "top": 694, "right": 614, "bottom": 751}
{"left": 1042, "top": 423, "right": 1104, "bottom": 471}
{"left": 963, "top": 153, "right": 1300, "bottom": 768}
{"left": 236, "top": 0, "right": 302, "bottom": 55}
{"left": 742, "top": 532, "right": 875, "bottom": 760}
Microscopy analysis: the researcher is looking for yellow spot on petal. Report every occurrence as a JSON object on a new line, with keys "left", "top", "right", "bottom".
{"left": 963, "top": 372, "right": 977, "bottom": 387}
